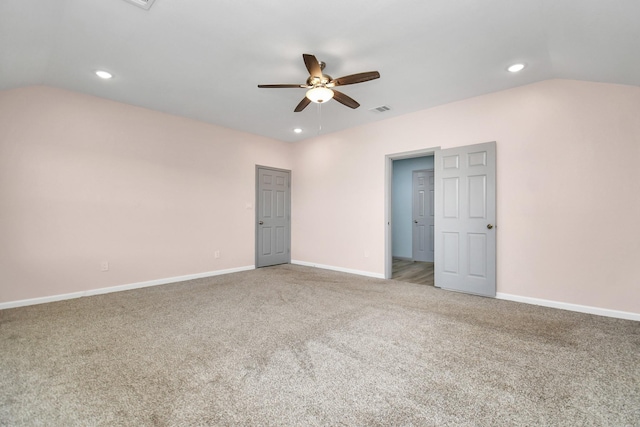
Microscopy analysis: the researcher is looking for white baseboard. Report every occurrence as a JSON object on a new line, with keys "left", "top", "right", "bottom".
{"left": 0, "top": 266, "right": 255, "bottom": 310}
{"left": 291, "top": 260, "right": 385, "bottom": 279}
{"left": 496, "top": 292, "right": 639, "bottom": 321}
{"left": 5, "top": 265, "right": 636, "bottom": 322}
{"left": 289, "top": 262, "right": 638, "bottom": 321}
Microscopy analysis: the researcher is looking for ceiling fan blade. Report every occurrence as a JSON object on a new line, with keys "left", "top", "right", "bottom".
{"left": 332, "top": 90, "right": 360, "bottom": 109}
{"left": 294, "top": 97, "right": 311, "bottom": 112}
{"left": 258, "top": 84, "right": 305, "bottom": 88}
{"left": 332, "top": 71, "right": 380, "bottom": 86}
{"left": 303, "top": 54, "right": 323, "bottom": 79}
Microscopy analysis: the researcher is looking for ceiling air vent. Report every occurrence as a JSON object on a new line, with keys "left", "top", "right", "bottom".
{"left": 369, "top": 105, "right": 391, "bottom": 113}
{"left": 122, "top": 0, "right": 155, "bottom": 10}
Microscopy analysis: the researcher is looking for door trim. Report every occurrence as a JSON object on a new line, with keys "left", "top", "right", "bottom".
{"left": 255, "top": 165, "right": 291, "bottom": 267}
{"left": 385, "top": 147, "right": 440, "bottom": 279}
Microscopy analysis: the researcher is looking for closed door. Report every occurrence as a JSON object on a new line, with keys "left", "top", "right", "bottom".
{"left": 256, "top": 167, "right": 291, "bottom": 268}
{"left": 412, "top": 169, "right": 434, "bottom": 262}
{"left": 435, "top": 142, "right": 496, "bottom": 297}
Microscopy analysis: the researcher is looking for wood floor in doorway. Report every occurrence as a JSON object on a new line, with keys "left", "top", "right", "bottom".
{"left": 392, "top": 258, "right": 435, "bottom": 286}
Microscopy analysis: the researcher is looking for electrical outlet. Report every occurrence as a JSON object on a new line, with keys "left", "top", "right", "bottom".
{"left": 100, "top": 261, "right": 109, "bottom": 272}
{"left": 214, "top": 251, "right": 220, "bottom": 259}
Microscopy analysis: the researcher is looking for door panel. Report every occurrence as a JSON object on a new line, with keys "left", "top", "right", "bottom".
{"left": 262, "top": 190, "right": 272, "bottom": 217}
{"left": 468, "top": 233, "right": 487, "bottom": 277}
{"left": 275, "top": 226, "right": 285, "bottom": 254}
{"left": 262, "top": 228, "right": 272, "bottom": 255}
{"left": 443, "top": 177, "right": 459, "bottom": 218}
{"left": 435, "top": 142, "right": 496, "bottom": 297}
{"left": 468, "top": 175, "right": 487, "bottom": 218}
{"left": 442, "top": 232, "right": 459, "bottom": 273}
{"left": 256, "top": 167, "right": 290, "bottom": 267}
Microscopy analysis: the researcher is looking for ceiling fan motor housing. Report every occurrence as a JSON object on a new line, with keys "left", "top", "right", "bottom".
{"left": 307, "top": 74, "right": 333, "bottom": 88}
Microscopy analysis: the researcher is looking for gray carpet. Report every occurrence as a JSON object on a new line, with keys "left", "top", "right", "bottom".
{"left": 1, "top": 265, "right": 639, "bottom": 426}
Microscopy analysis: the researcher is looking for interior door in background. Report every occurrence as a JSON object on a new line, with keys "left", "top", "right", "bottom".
{"left": 412, "top": 169, "right": 434, "bottom": 262}
{"left": 256, "top": 167, "right": 291, "bottom": 268}
{"left": 435, "top": 142, "right": 496, "bottom": 297}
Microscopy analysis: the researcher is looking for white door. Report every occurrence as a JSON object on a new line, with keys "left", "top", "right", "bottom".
{"left": 435, "top": 142, "right": 496, "bottom": 297}
{"left": 256, "top": 167, "right": 291, "bottom": 268}
{"left": 412, "top": 169, "right": 434, "bottom": 262}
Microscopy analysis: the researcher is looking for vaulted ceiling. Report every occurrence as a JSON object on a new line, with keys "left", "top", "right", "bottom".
{"left": 1, "top": 0, "right": 638, "bottom": 142}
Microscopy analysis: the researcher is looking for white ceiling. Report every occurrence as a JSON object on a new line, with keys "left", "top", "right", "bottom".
{"left": 1, "top": 0, "right": 639, "bottom": 142}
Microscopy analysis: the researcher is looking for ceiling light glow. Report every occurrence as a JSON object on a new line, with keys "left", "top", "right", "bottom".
{"left": 95, "top": 70, "right": 113, "bottom": 79}
{"left": 507, "top": 63, "right": 525, "bottom": 73}
{"left": 306, "top": 86, "right": 334, "bottom": 103}
{"left": 293, "top": 128, "right": 302, "bottom": 134}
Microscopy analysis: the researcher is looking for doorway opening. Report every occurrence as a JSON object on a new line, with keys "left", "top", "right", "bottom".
{"left": 385, "top": 148, "right": 439, "bottom": 285}
{"left": 385, "top": 142, "right": 497, "bottom": 296}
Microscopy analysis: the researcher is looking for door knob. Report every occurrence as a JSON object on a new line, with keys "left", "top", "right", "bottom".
{"left": 414, "top": 220, "right": 418, "bottom": 224}
{"left": 258, "top": 221, "right": 264, "bottom": 225}
{"left": 487, "top": 224, "right": 494, "bottom": 229}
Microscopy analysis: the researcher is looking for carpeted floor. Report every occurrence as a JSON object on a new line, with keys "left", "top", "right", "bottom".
{"left": 1, "top": 264, "right": 639, "bottom": 426}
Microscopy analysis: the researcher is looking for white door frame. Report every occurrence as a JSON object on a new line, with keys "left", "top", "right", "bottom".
{"left": 385, "top": 147, "right": 440, "bottom": 279}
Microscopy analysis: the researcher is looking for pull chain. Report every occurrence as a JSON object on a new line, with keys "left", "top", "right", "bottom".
{"left": 317, "top": 102, "right": 322, "bottom": 135}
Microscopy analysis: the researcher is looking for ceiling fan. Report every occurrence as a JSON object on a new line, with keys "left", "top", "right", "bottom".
{"left": 258, "top": 54, "right": 380, "bottom": 112}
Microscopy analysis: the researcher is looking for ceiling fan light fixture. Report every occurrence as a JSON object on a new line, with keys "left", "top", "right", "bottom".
{"left": 306, "top": 86, "right": 334, "bottom": 103}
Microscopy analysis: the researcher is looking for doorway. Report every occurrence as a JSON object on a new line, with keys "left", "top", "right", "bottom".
{"left": 385, "top": 142, "right": 497, "bottom": 297}
{"left": 388, "top": 153, "right": 435, "bottom": 286}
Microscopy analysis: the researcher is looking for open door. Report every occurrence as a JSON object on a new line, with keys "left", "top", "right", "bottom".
{"left": 435, "top": 142, "right": 496, "bottom": 297}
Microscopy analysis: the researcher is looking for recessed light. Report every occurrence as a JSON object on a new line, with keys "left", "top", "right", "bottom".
{"left": 293, "top": 128, "right": 302, "bottom": 134}
{"left": 507, "top": 63, "right": 526, "bottom": 73}
{"left": 95, "top": 70, "right": 113, "bottom": 79}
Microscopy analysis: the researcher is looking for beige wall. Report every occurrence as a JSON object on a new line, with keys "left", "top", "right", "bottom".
{"left": 2, "top": 80, "right": 639, "bottom": 315}
{"left": 0, "top": 86, "right": 292, "bottom": 303}
{"left": 291, "top": 79, "right": 640, "bottom": 314}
